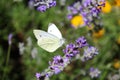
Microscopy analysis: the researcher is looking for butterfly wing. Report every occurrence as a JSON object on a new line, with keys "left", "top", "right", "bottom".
{"left": 33, "top": 30, "right": 62, "bottom": 52}
{"left": 47, "top": 23, "right": 62, "bottom": 39}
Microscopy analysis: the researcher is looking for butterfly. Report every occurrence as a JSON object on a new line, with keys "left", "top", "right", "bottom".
{"left": 33, "top": 23, "right": 65, "bottom": 52}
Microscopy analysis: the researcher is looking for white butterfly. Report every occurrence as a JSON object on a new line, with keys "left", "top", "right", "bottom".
{"left": 33, "top": 23, "right": 65, "bottom": 52}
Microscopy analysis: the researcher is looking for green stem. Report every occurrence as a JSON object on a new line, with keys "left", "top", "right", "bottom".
{"left": 2, "top": 44, "right": 11, "bottom": 80}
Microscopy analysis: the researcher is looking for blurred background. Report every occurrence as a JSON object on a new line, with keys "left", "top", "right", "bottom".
{"left": 0, "top": 0, "right": 120, "bottom": 80}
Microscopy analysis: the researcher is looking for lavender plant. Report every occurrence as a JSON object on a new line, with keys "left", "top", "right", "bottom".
{"left": 67, "top": 0, "right": 105, "bottom": 26}
{"left": 107, "top": 73, "right": 120, "bottom": 80}
{"left": 29, "top": 0, "right": 56, "bottom": 12}
{"left": 89, "top": 67, "right": 101, "bottom": 78}
{"left": 35, "top": 36, "right": 100, "bottom": 80}
{"left": 1, "top": 0, "right": 120, "bottom": 80}
{"left": 2, "top": 34, "right": 13, "bottom": 80}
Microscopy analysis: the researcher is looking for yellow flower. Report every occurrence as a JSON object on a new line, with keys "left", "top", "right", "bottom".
{"left": 102, "top": 1, "right": 112, "bottom": 13}
{"left": 116, "top": 36, "right": 120, "bottom": 45}
{"left": 92, "top": 28, "right": 105, "bottom": 38}
{"left": 113, "top": 60, "right": 120, "bottom": 69}
{"left": 114, "top": 0, "right": 120, "bottom": 7}
{"left": 70, "top": 15, "right": 84, "bottom": 29}
{"left": 118, "top": 20, "right": 120, "bottom": 25}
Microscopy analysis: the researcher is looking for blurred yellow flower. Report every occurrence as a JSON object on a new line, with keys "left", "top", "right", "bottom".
{"left": 70, "top": 15, "right": 84, "bottom": 29}
{"left": 92, "top": 28, "right": 105, "bottom": 38}
{"left": 116, "top": 36, "right": 120, "bottom": 45}
{"left": 118, "top": 20, "right": 120, "bottom": 25}
{"left": 114, "top": 0, "right": 120, "bottom": 7}
{"left": 102, "top": 1, "right": 112, "bottom": 13}
{"left": 113, "top": 60, "right": 120, "bottom": 69}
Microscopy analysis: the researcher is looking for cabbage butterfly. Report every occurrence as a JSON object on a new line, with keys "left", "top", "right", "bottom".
{"left": 33, "top": 23, "right": 65, "bottom": 52}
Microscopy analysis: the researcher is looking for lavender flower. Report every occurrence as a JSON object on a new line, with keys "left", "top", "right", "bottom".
{"left": 49, "top": 55, "right": 69, "bottom": 74}
{"left": 49, "top": 1, "right": 56, "bottom": 7}
{"left": 89, "top": 67, "right": 101, "bottom": 78}
{"left": 8, "top": 33, "right": 13, "bottom": 45}
{"left": 31, "top": 0, "right": 56, "bottom": 12}
{"left": 28, "top": 0, "right": 34, "bottom": 9}
{"left": 67, "top": 14, "right": 72, "bottom": 19}
{"left": 83, "top": 46, "right": 98, "bottom": 60}
{"left": 35, "top": 73, "right": 41, "bottom": 79}
{"left": 67, "top": 0, "right": 105, "bottom": 26}
{"left": 83, "top": 0, "right": 91, "bottom": 7}
{"left": 35, "top": 73, "right": 49, "bottom": 80}
{"left": 52, "top": 55, "right": 64, "bottom": 66}
{"left": 76, "top": 36, "right": 88, "bottom": 48}
{"left": 37, "top": 5, "right": 47, "bottom": 12}
{"left": 108, "top": 74, "right": 120, "bottom": 80}
{"left": 63, "top": 43, "right": 79, "bottom": 57}
{"left": 50, "top": 66, "right": 61, "bottom": 74}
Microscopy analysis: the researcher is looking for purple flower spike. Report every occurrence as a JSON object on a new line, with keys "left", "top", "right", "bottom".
{"left": 51, "top": 66, "right": 61, "bottom": 74}
{"left": 83, "top": 46, "right": 98, "bottom": 60}
{"left": 54, "top": 68, "right": 61, "bottom": 74}
{"left": 89, "top": 67, "right": 101, "bottom": 78}
{"left": 49, "top": 55, "right": 70, "bottom": 75}
{"left": 83, "top": 0, "right": 91, "bottom": 7}
{"left": 49, "top": 1, "right": 56, "bottom": 7}
{"left": 8, "top": 33, "right": 13, "bottom": 45}
{"left": 67, "top": 6, "right": 74, "bottom": 11}
{"left": 53, "top": 55, "right": 64, "bottom": 66}
{"left": 76, "top": 36, "right": 88, "bottom": 48}
{"left": 72, "top": 9, "right": 78, "bottom": 14}
{"left": 63, "top": 43, "right": 79, "bottom": 57}
{"left": 32, "top": 0, "right": 57, "bottom": 12}
{"left": 49, "top": 55, "right": 64, "bottom": 73}
{"left": 67, "top": 14, "right": 72, "bottom": 19}
{"left": 37, "top": 5, "right": 47, "bottom": 12}
{"left": 35, "top": 73, "right": 41, "bottom": 79}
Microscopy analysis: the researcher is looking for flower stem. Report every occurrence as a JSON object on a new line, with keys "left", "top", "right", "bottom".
{"left": 2, "top": 44, "right": 11, "bottom": 80}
